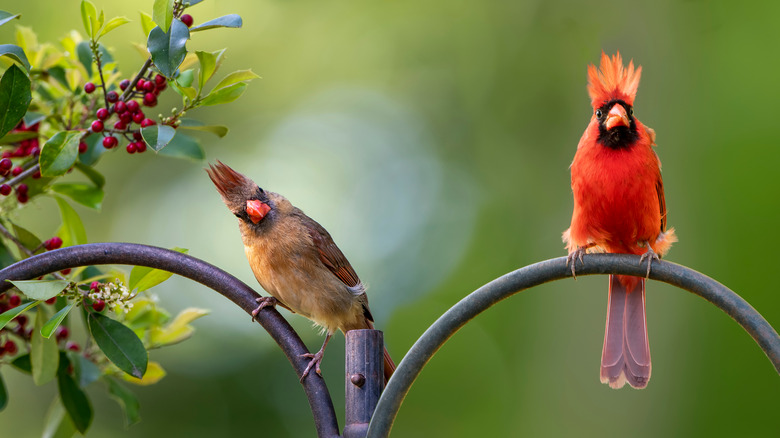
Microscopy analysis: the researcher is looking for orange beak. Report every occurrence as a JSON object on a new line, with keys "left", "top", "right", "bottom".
{"left": 605, "top": 105, "right": 630, "bottom": 130}
{"left": 246, "top": 200, "right": 271, "bottom": 224}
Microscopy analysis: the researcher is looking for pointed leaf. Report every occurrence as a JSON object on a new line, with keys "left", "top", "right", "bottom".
{"left": 0, "top": 11, "right": 21, "bottom": 28}
{"left": 0, "top": 130, "right": 37, "bottom": 144}
{"left": 40, "top": 131, "right": 81, "bottom": 177}
{"left": 8, "top": 280, "right": 69, "bottom": 301}
{"left": 158, "top": 132, "right": 203, "bottom": 160}
{"left": 32, "top": 307, "right": 59, "bottom": 385}
{"left": 98, "top": 16, "right": 130, "bottom": 39}
{"left": 152, "top": 0, "right": 174, "bottom": 33}
{"left": 57, "top": 364, "right": 93, "bottom": 433}
{"left": 23, "top": 111, "right": 45, "bottom": 127}
{"left": 0, "top": 300, "right": 38, "bottom": 330}
{"left": 88, "top": 312, "right": 147, "bottom": 378}
{"left": 147, "top": 20, "right": 190, "bottom": 78}
{"left": 11, "top": 222, "right": 42, "bottom": 254}
{"left": 73, "top": 354, "right": 101, "bottom": 388}
{"left": 51, "top": 183, "right": 103, "bottom": 210}
{"left": 120, "top": 361, "right": 165, "bottom": 386}
{"left": 0, "top": 373, "right": 7, "bottom": 412}
{"left": 11, "top": 353, "right": 31, "bottom": 373}
{"left": 170, "top": 80, "right": 197, "bottom": 100}
{"left": 80, "top": 0, "right": 97, "bottom": 38}
{"left": 212, "top": 69, "right": 259, "bottom": 92}
{"left": 0, "top": 64, "right": 32, "bottom": 139}
{"left": 42, "top": 397, "right": 77, "bottom": 438}
{"left": 139, "top": 11, "right": 155, "bottom": 37}
{"left": 106, "top": 378, "right": 141, "bottom": 427}
{"left": 0, "top": 44, "right": 31, "bottom": 72}
{"left": 42, "top": 301, "right": 77, "bottom": 338}
{"left": 76, "top": 133, "right": 104, "bottom": 166}
{"left": 200, "top": 82, "right": 247, "bottom": 106}
{"left": 196, "top": 49, "right": 224, "bottom": 91}
{"left": 149, "top": 307, "right": 208, "bottom": 347}
{"left": 74, "top": 162, "right": 105, "bottom": 188}
{"left": 140, "top": 124, "right": 176, "bottom": 152}
{"left": 189, "top": 14, "right": 242, "bottom": 32}
{"left": 176, "top": 68, "right": 194, "bottom": 87}
{"left": 178, "top": 122, "right": 228, "bottom": 138}
{"left": 129, "top": 247, "right": 187, "bottom": 291}
{"left": 55, "top": 197, "right": 87, "bottom": 246}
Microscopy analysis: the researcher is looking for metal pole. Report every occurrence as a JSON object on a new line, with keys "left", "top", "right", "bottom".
{"left": 343, "top": 329, "right": 384, "bottom": 438}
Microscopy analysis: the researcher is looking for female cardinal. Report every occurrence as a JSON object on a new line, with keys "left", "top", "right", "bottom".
{"left": 563, "top": 53, "right": 676, "bottom": 389}
{"left": 207, "top": 162, "right": 395, "bottom": 382}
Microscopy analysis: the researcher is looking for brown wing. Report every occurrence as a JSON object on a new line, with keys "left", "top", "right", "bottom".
{"left": 657, "top": 175, "right": 667, "bottom": 233}
{"left": 301, "top": 215, "right": 361, "bottom": 288}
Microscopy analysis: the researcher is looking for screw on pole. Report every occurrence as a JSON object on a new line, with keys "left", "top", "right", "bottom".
{"left": 343, "top": 329, "right": 385, "bottom": 438}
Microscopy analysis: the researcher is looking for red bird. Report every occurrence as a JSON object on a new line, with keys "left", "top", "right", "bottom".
{"left": 563, "top": 53, "right": 676, "bottom": 389}
{"left": 207, "top": 162, "right": 395, "bottom": 382}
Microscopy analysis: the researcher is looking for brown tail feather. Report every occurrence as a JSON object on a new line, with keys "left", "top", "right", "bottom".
{"left": 383, "top": 347, "right": 396, "bottom": 384}
{"left": 601, "top": 275, "right": 651, "bottom": 389}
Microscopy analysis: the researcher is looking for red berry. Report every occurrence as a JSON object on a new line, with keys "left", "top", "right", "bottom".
{"left": 114, "top": 101, "right": 127, "bottom": 113}
{"left": 0, "top": 158, "right": 11, "bottom": 172}
{"left": 135, "top": 141, "right": 147, "bottom": 153}
{"left": 91, "top": 120, "right": 104, "bottom": 132}
{"left": 107, "top": 91, "right": 119, "bottom": 102}
{"left": 126, "top": 143, "right": 137, "bottom": 154}
{"left": 66, "top": 341, "right": 80, "bottom": 352}
{"left": 119, "top": 79, "right": 131, "bottom": 91}
{"left": 11, "top": 166, "right": 22, "bottom": 176}
{"left": 16, "top": 183, "right": 28, "bottom": 195}
{"left": 45, "top": 297, "right": 57, "bottom": 305}
{"left": 44, "top": 236, "right": 63, "bottom": 250}
{"left": 141, "top": 118, "right": 156, "bottom": 127}
{"left": 8, "top": 294, "right": 21, "bottom": 307}
{"left": 143, "top": 80, "right": 155, "bottom": 92}
{"left": 132, "top": 112, "right": 145, "bottom": 124}
{"left": 3, "top": 340, "right": 17, "bottom": 355}
{"left": 0, "top": 184, "right": 10, "bottom": 196}
{"left": 32, "top": 170, "right": 41, "bottom": 179}
{"left": 119, "top": 111, "right": 133, "bottom": 123}
{"left": 60, "top": 268, "right": 71, "bottom": 275}
{"left": 92, "top": 300, "right": 106, "bottom": 312}
{"left": 181, "top": 14, "right": 194, "bottom": 27}
{"left": 102, "top": 136, "right": 118, "bottom": 149}
{"left": 133, "top": 132, "right": 144, "bottom": 141}
{"left": 90, "top": 281, "right": 100, "bottom": 290}
{"left": 16, "top": 314, "right": 27, "bottom": 327}
{"left": 29, "top": 147, "right": 40, "bottom": 157}
{"left": 155, "top": 74, "right": 166, "bottom": 86}
{"left": 136, "top": 80, "right": 147, "bottom": 91}
{"left": 96, "top": 108, "right": 109, "bottom": 120}
{"left": 56, "top": 326, "right": 69, "bottom": 340}
{"left": 114, "top": 121, "right": 127, "bottom": 130}
{"left": 16, "top": 192, "right": 28, "bottom": 203}
{"left": 78, "top": 141, "right": 88, "bottom": 153}
{"left": 84, "top": 82, "right": 96, "bottom": 93}
{"left": 155, "top": 80, "right": 167, "bottom": 92}
{"left": 126, "top": 100, "right": 140, "bottom": 112}
{"left": 143, "top": 93, "right": 157, "bottom": 106}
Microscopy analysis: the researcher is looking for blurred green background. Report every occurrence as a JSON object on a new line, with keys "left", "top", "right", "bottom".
{"left": 2, "top": 0, "right": 779, "bottom": 436}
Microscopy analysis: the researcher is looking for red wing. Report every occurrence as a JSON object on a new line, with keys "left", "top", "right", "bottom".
{"left": 656, "top": 176, "right": 667, "bottom": 233}
{"left": 304, "top": 218, "right": 361, "bottom": 288}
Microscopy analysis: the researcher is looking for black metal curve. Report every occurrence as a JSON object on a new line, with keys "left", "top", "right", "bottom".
{"left": 0, "top": 243, "right": 340, "bottom": 438}
{"left": 366, "top": 254, "right": 780, "bottom": 438}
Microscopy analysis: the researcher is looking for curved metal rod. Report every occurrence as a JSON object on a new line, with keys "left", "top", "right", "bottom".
{"left": 0, "top": 243, "right": 340, "bottom": 438}
{"left": 367, "top": 254, "right": 780, "bottom": 438}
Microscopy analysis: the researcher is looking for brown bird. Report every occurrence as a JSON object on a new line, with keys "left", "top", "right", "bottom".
{"left": 207, "top": 161, "right": 395, "bottom": 382}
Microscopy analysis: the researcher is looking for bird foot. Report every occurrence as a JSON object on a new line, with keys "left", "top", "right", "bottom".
{"left": 566, "top": 244, "right": 593, "bottom": 279}
{"left": 251, "top": 296, "right": 278, "bottom": 322}
{"left": 299, "top": 350, "right": 325, "bottom": 382}
{"left": 638, "top": 243, "right": 659, "bottom": 278}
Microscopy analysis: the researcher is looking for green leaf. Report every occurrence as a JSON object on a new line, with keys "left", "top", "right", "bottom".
{"left": 0, "top": 373, "right": 7, "bottom": 412}
{"left": 57, "top": 361, "right": 93, "bottom": 434}
{"left": 183, "top": 0, "right": 205, "bottom": 6}
{"left": 212, "top": 69, "right": 260, "bottom": 92}
{"left": 71, "top": 353, "right": 101, "bottom": 388}
{"left": 149, "top": 307, "right": 208, "bottom": 347}
{"left": 196, "top": 49, "right": 225, "bottom": 91}
{"left": 0, "top": 301, "right": 39, "bottom": 330}
{"left": 11, "top": 223, "right": 42, "bottom": 255}
{"left": 106, "top": 377, "right": 141, "bottom": 428}
{"left": 41, "top": 301, "right": 77, "bottom": 338}
{"left": 140, "top": 124, "right": 176, "bottom": 152}
{"left": 55, "top": 197, "right": 88, "bottom": 246}
{"left": 170, "top": 80, "right": 197, "bottom": 101}
{"left": 189, "top": 14, "right": 242, "bottom": 32}
{"left": 200, "top": 82, "right": 247, "bottom": 106}
{"left": 51, "top": 183, "right": 103, "bottom": 210}
{"left": 129, "top": 247, "right": 187, "bottom": 291}
{"left": 147, "top": 19, "right": 190, "bottom": 78}
{"left": 178, "top": 119, "right": 228, "bottom": 138}
{"left": 0, "top": 239, "right": 16, "bottom": 267}
{"left": 74, "top": 161, "right": 105, "bottom": 188}
{"left": 8, "top": 279, "right": 69, "bottom": 301}
{"left": 0, "top": 64, "right": 32, "bottom": 139}
{"left": 0, "top": 130, "right": 37, "bottom": 144}
{"left": 0, "top": 44, "right": 31, "bottom": 72}
{"left": 42, "top": 397, "right": 77, "bottom": 438}
{"left": 40, "top": 131, "right": 81, "bottom": 177}
{"left": 0, "top": 11, "right": 21, "bottom": 28}
{"left": 76, "top": 41, "right": 93, "bottom": 76}
{"left": 32, "top": 307, "right": 59, "bottom": 385}
{"left": 87, "top": 312, "right": 148, "bottom": 379}
{"left": 11, "top": 353, "right": 31, "bottom": 373}
{"left": 158, "top": 132, "right": 203, "bottom": 160}
{"left": 152, "top": 0, "right": 175, "bottom": 34}
{"left": 80, "top": 0, "right": 97, "bottom": 39}
{"left": 98, "top": 16, "right": 130, "bottom": 40}
{"left": 23, "top": 111, "right": 45, "bottom": 127}
{"left": 76, "top": 133, "right": 104, "bottom": 167}
{"left": 176, "top": 69, "right": 194, "bottom": 87}
{"left": 139, "top": 11, "right": 155, "bottom": 37}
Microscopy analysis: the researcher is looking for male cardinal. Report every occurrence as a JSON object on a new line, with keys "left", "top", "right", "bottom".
{"left": 207, "top": 162, "right": 395, "bottom": 382}
{"left": 563, "top": 53, "right": 676, "bottom": 389}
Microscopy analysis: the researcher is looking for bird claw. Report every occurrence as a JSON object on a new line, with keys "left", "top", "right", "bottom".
{"left": 638, "top": 243, "right": 659, "bottom": 278}
{"left": 299, "top": 350, "right": 324, "bottom": 382}
{"left": 251, "top": 296, "right": 278, "bottom": 322}
{"left": 566, "top": 246, "right": 588, "bottom": 279}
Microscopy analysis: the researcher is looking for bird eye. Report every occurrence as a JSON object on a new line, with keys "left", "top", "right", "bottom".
{"left": 595, "top": 109, "right": 603, "bottom": 118}
{"left": 628, "top": 107, "right": 633, "bottom": 116}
